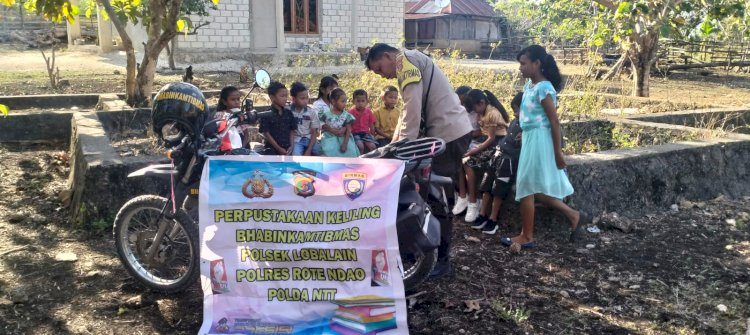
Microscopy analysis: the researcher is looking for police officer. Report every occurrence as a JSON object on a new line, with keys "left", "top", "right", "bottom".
{"left": 366, "top": 43, "right": 472, "bottom": 277}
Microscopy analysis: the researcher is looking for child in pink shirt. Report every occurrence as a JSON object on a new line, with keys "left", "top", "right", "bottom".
{"left": 348, "top": 89, "right": 378, "bottom": 154}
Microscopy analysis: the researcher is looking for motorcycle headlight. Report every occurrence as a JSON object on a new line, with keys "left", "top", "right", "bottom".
{"left": 160, "top": 121, "right": 186, "bottom": 146}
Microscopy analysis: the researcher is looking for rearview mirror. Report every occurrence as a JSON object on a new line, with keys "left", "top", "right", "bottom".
{"left": 255, "top": 69, "right": 271, "bottom": 89}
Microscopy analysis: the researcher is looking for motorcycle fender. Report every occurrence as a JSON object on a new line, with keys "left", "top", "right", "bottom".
{"left": 127, "top": 164, "right": 176, "bottom": 179}
{"left": 397, "top": 189, "right": 423, "bottom": 207}
{"left": 421, "top": 214, "right": 442, "bottom": 250}
{"left": 427, "top": 184, "right": 449, "bottom": 216}
{"left": 395, "top": 203, "right": 421, "bottom": 250}
{"left": 395, "top": 200, "right": 441, "bottom": 252}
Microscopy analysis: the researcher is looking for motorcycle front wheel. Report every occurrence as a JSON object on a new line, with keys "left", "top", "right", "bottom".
{"left": 113, "top": 195, "right": 199, "bottom": 294}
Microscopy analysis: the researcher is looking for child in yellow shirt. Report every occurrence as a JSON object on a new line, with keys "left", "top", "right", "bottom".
{"left": 373, "top": 86, "right": 400, "bottom": 147}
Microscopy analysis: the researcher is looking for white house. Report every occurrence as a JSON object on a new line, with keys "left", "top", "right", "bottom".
{"left": 174, "top": 0, "right": 404, "bottom": 59}
{"left": 67, "top": 0, "right": 404, "bottom": 62}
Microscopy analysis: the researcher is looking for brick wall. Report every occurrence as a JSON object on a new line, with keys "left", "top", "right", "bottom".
{"left": 285, "top": 0, "right": 403, "bottom": 51}
{"left": 175, "top": 0, "right": 402, "bottom": 53}
{"left": 175, "top": 0, "right": 251, "bottom": 51}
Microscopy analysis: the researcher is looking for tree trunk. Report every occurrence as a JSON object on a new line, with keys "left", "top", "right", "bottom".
{"left": 632, "top": 55, "right": 650, "bottom": 97}
{"left": 135, "top": 49, "right": 160, "bottom": 106}
{"left": 98, "top": 0, "right": 137, "bottom": 106}
{"left": 628, "top": 31, "right": 659, "bottom": 97}
{"left": 167, "top": 38, "right": 176, "bottom": 70}
{"left": 130, "top": 0, "right": 181, "bottom": 107}
{"left": 98, "top": 0, "right": 181, "bottom": 107}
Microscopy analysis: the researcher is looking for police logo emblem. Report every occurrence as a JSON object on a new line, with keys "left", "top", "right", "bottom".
{"left": 242, "top": 170, "right": 273, "bottom": 199}
{"left": 342, "top": 172, "right": 367, "bottom": 200}
{"left": 293, "top": 171, "right": 316, "bottom": 198}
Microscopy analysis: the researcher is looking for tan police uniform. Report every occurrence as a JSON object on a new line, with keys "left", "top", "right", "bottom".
{"left": 395, "top": 50, "right": 473, "bottom": 177}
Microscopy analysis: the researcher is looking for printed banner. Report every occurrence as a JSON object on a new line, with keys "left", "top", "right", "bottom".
{"left": 198, "top": 156, "right": 408, "bottom": 335}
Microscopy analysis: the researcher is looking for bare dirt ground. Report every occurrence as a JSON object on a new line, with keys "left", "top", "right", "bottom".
{"left": 0, "top": 143, "right": 748, "bottom": 334}
{"left": 1, "top": 44, "right": 749, "bottom": 334}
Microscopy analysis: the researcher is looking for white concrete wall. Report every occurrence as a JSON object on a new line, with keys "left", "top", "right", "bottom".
{"left": 284, "top": 0, "right": 403, "bottom": 51}
{"left": 176, "top": 0, "right": 252, "bottom": 51}
{"left": 172, "top": 0, "right": 403, "bottom": 54}
{"left": 353, "top": 0, "right": 403, "bottom": 47}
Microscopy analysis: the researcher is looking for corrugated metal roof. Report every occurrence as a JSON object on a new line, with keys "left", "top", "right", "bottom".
{"left": 405, "top": 0, "right": 498, "bottom": 18}
{"left": 404, "top": 13, "right": 449, "bottom": 20}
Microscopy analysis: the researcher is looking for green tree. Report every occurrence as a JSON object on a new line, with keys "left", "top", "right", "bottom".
{"left": 592, "top": 0, "right": 745, "bottom": 97}
{"left": 3, "top": 0, "right": 219, "bottom": 106}
{"left": 493, "top": 0, "right": 605, "bottom": 47}
{"left": 495, "top": 0, "right": 746, "bottom": 97}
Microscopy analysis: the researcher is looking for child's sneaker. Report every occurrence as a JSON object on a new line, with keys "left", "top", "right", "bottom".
{"left": 464, "top": 202, "right": 479, "bottom": 222}
{"left": 481, "top": 220, "right": 498, "bottom": 235}
{"left": 452, "top": 195, "right": 468, "bottom": 215}
{"left": 471, "top": 216, "right": 488, "bottom": 230}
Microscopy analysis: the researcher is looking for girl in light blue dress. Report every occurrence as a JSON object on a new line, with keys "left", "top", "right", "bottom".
{"left": 319, "top": 88, "right": 360, "bottom": 157}
{"left": 500, "top": 45, "right": 587, "bottom": 250}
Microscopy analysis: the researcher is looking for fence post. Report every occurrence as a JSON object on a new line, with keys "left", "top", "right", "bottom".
{"left": 726, "top": 43, "right": 731, "bottom": 70}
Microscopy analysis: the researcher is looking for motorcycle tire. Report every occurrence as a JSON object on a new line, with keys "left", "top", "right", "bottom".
{"left": 401, "top": 248, "right": 438, "bottom": 290}
{"left": 113, "top": 195, "right": 199, "bottom": 294}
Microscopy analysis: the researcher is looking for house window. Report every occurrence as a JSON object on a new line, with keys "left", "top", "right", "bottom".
{"left": 283, "top": 0, "right": 319, "bottom": 34}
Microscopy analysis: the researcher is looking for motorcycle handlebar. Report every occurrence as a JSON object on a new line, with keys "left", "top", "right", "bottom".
{"left": 174, "top": 136, "right": 190, "bottom": 150}
{"left": 235, "top": 109, "right": 273, "bottom": 126}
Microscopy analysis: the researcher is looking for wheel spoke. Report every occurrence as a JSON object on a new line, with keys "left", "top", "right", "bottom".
{"left": 118, "top": 201, "right": 194, "bottom": 284}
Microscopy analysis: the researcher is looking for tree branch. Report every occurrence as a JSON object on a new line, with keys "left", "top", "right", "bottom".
{"left": 187, "top": 21, "right": 211, "bottom": 35}
{"left": 155, "top": 0, "right": 183, "bottom": 48}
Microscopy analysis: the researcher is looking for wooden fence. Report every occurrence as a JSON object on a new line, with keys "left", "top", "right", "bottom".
{"left": 659, "top": 39, "right": 750, "bottom": 70}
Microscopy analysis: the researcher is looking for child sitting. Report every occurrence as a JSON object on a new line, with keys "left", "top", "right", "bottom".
{"left": 214, "top": 85, "right": 242, "bottom": 119}
{"left": 213, "top": 86, "right": 255, "bottom": 147}
{"left": 259, "top": 81, "right": 297, "bottom": 155}
{"left": 348, "top": 89, "right": 378, "bottom": 154}
{"left": 319, "top": 88, "right": 360, "bottom": 157}
{"left": 312, "top": 75, "right": 339, "bottom": 117}
{"left": 452, "top": 85, "right": 483, "bottom": 218}
{"left": 287, "top": 82, "right": 321, "bottom": 156}
{"left": 374, "top": 86, "right": 400, "bottom": 147}
{"left": 458, "top": 89, "right": 510, "bottom": 223}
{"left": 472, "top": 92, "right": 524, "bottom": 234}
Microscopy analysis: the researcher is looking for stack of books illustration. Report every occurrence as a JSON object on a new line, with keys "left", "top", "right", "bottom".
{"left": 330, "top": 295, "right": 397, "bottom": 334}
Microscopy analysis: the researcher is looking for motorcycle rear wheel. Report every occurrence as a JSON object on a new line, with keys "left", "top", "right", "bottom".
{"left": 113, "top": 195, "right": 199, "bottom": 294}
{"left": 401, "top": 248, "right": 437, "bottom": 290}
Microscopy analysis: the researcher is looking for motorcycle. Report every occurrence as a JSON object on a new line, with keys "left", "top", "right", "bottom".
{"left": 361, "top": 137, "right": 452, "bottom": 289}
{"left": 113, "top": 70, "right": 451, "bottom": 293}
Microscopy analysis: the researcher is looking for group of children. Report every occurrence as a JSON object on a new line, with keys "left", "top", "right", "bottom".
{"left": 451, "top": 44, "right": 585, "bottom": 249}
{"left": 451, "top": 88, "right": 523, "bottom": 236}
{"left": 212, "top": 44, "right": 585, "bottom": 250}
{"left": 214, "top": 76, "right": 401, "bottom": 158}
